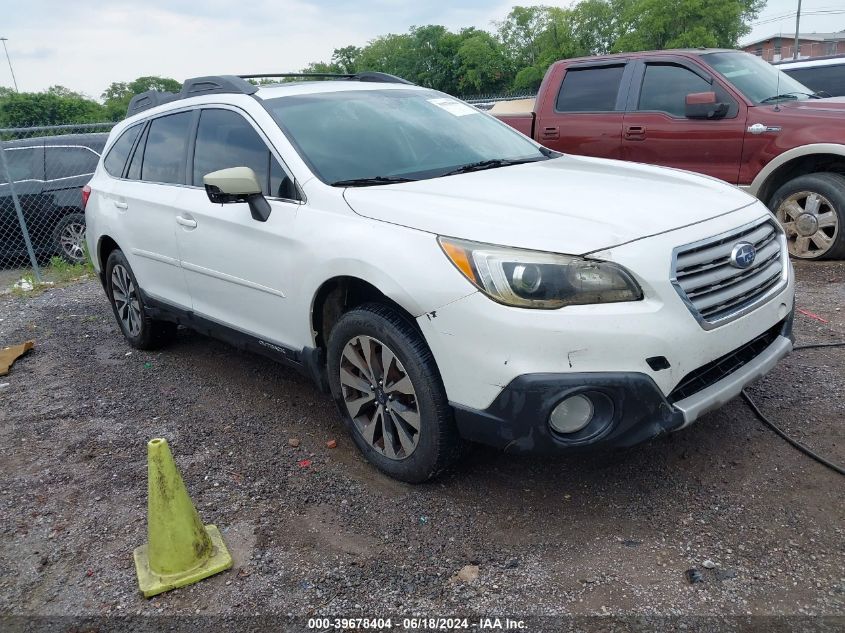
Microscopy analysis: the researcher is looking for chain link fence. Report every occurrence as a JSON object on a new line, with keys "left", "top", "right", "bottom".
{"left": 0, "top": 123, "right": 114, "bottom": 285}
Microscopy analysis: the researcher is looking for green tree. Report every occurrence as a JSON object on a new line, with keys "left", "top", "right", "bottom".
{"left": 332, "top": 46, "right": 362, "bottom": 74}
{"left": 456, "top": 30, "right": 513, "bottom": 94}
{"left": 614, "top": 0, "right": 765, "bottom": 51}
{"left": 0, "top": 88, "right": 106, "bottom": 127}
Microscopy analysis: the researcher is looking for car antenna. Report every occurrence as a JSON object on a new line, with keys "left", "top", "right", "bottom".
{"left": 773, "top": 43, "right": 782, "bottom": 112}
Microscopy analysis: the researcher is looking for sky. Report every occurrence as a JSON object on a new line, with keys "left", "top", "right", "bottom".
{"left": 0, "top": 0, "right": 842, "bottom": 99}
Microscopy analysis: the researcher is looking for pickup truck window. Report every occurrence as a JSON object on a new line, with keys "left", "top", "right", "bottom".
{"left": 264, "top": 89, "right": 547, "bottom": 185}
{"left": 701, "top": 51, "right": 814, "bottom": 104}
{"left": 555, "top": 65, "right": 625, "bottom": 112}
{"left": 638, "top": 64, "right": 713, "bottom": 117}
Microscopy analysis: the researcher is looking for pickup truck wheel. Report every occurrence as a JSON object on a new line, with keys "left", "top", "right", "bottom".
{"left": 771, "top": 173, "right": 845, "bottom": 260}
{"left": 105, "top": 250, "right": 176, "bottom": 350}
{"left": 327, "top": 303, "right": 460, "bottom": 483}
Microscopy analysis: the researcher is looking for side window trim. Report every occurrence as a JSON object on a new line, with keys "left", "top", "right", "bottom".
{"left": 184, "top": 109, "right": 201, "bottom": 191}
{"left": 125, "top": 122, "right": 150, "bottom": 181}
{"left": 192, "top": 104, "right": 303, "bottom": 204}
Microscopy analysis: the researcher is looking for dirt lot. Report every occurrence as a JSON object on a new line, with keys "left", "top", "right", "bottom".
{"left": 0, "top": 261, "right": 843, "bottom": 626}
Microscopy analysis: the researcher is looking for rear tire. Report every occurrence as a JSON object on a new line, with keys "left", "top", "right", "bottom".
{"left": 105, "top": 249, "right": 176, "bottom": 350}
{"left": 327, "top": 303, "right": 460, "bottom": 483}
{"left": 770, "top": 172, "right": 845, "bottom": 260}
{"left": 52, "top": 213, "right": 87, "bottom": 264}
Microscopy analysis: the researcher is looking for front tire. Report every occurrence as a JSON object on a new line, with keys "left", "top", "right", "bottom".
{"left": 771, "top": 173, "right": 845, "bottom": 260}
{"left": 327, "top": 303, "right": 460, "bottom": 483}
{"left": 105, "top": 249, "right": 176, "bottom": 350}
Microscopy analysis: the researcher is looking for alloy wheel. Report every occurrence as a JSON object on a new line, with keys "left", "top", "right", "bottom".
{"left": 339, "top": 335, "right": 421, "bottom": 460}
{"left": 111, "top": 264, "right": 142, "bottom": 337}
{"left": 776, "top": 190, "right": 839, "bottom": 258}
{"left": 60, "top": 221, "right": 86, "bottom": 262}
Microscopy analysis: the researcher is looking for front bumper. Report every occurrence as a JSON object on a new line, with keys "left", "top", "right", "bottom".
{"left": 452, "top": 313, "right": 793, "bottom": 453}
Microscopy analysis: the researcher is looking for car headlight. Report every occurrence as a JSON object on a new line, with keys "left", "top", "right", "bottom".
{"left": 438, "top": 237, "right": 643, "bottom": 309}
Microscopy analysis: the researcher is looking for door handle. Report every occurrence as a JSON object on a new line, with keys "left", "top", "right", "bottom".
{"left": 540, "top": 126, "right": 559, "bottom": 140}
{"left": 624, "top": 125, "right": 646, "bottom": 140}
{"left": 176, "top": 215, "right": 197, "bottom": 229}
{"left": 113, "top": 201, "right": 128, "bottom": 210}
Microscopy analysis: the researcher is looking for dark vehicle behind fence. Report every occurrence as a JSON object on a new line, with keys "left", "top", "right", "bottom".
{"left": 1, "top": 133, "right": 108, "bottom": 265}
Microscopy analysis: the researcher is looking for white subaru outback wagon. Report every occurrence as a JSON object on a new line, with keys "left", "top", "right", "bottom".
{"left": 85, "top": 72, "right": 795, "bottom": 482}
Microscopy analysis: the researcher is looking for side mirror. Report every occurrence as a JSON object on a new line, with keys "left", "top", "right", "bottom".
{"left": 685, "top": 92, "right": 729, "bottom": 120}
{"left": 203, "top": 166, "right": 271, "bottom": 222}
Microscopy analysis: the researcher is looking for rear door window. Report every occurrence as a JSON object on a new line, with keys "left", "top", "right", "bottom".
{"left": 46, "top": 147, "right": 100, "bottom": 180}
{"left": 192, "top": 108, "right": 297, "bottom": 199}
{"left": 556, "top": 65, "right": 626, "bottom": 112}
{"left": 141, "top": 112, "right": 192, "bottom": 185}
{"left": 103, "top": 124, "right": 142, "bottom": 177}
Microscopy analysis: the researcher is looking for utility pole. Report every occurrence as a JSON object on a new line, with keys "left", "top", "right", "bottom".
{"left": 0, "top": 37, "right": 18, "bottom": 92}
{"left": 793, "top": 0, "right": 802, "bottom": 60}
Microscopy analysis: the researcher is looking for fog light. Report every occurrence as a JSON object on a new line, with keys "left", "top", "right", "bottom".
{"left": 549, "top": 394, "right": 594, "bottom": 434}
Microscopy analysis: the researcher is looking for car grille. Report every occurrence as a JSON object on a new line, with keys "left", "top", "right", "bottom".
{"left": 667, "top": 319, "right": 784, "bottom": 403}
{"left": 672, "top": 218, "right": 787, "bottom": 328}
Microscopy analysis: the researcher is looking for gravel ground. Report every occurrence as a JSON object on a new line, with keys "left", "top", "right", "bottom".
{"left": 0, "top": 261, "right": 843, "bottom": 624}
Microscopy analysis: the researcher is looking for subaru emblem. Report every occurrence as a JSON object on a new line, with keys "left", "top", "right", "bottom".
{"left": 730, "top": 242, "right": 756, "bottom": 269}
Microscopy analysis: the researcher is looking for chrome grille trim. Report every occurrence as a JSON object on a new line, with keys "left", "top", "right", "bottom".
{"left": 671, "top": 217, "right": 789, "bottom": 330}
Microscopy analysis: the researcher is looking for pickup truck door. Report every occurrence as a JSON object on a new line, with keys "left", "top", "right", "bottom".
{"left": 535, "top": 61, "right": 634, "bottom": 159}
{"left": 621, "top": 58, "right": 747, "bottom": 184}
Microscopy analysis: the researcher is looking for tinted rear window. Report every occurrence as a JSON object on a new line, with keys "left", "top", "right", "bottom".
{"left": 556, "top": 65, "right": 625, "bottom": 112}
{"left": 103, "top": 125, "right": 141, "bottom": 177}
{"left": 142, "top": 112, "right": 192, "bottom": 185}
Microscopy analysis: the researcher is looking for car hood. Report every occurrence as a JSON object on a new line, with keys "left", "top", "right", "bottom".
{"left": 343, "top": 155, "right": 757, "bottom": 254}
{"left": 776, "top": 96, "right": 845, "bottom": 114}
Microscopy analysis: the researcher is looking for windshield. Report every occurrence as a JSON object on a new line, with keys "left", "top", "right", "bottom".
{"left": 263, "top": 88, "right": 549, "bottom": 185}
{"left": 701, "top": 51, "right": 816, "bottom": 104}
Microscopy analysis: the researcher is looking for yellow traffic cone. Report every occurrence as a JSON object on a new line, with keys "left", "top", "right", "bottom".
{"left": 133, "top": 438, "right": 233, "bottom": 598}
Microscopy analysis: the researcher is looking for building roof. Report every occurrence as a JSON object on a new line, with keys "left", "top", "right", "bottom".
{"left": 742, "top": 30, "right": 845, "bottom": 48}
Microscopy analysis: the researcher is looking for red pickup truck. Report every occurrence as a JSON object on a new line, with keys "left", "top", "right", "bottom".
{"left": 494, "top": 48, "right": 845, "bottom": 260}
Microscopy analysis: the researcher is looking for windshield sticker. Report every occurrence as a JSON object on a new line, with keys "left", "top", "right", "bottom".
{"left": 427, "top": 98, "right": 478, "bottom": 117}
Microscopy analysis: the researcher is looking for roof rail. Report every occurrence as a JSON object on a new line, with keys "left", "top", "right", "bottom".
{"left": 125, "top": 71, "right": 414, "bottom": 117}
{"left": 126, "top": 90, "right": 179, "bottom": 117}
{"left": 238, "top": 72, "right": 415, "bottom": 85}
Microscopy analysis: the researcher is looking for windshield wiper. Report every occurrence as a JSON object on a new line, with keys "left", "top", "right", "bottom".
{"left": 331, "top": 176, "right": 417, "bottom": 187}
{"left": 760, "top": 92, "right": 811, "bottom": 104}
{"left": 439, "top": 157, "right": 546, "bottom": 177}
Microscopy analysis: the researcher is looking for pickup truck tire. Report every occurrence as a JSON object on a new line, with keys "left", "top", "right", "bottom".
{"left": 771, "top": 173, "right": 845, "bottom": 260}
{"left": 327, "top": 303, "right": 460, "bottom": 483}
{"left": 105, "top": 249, "right": 177, "bottom": 350}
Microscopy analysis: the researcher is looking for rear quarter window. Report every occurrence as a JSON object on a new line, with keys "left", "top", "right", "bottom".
{"left": 103, "top": 125, "right": 142, "bottom": 177}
